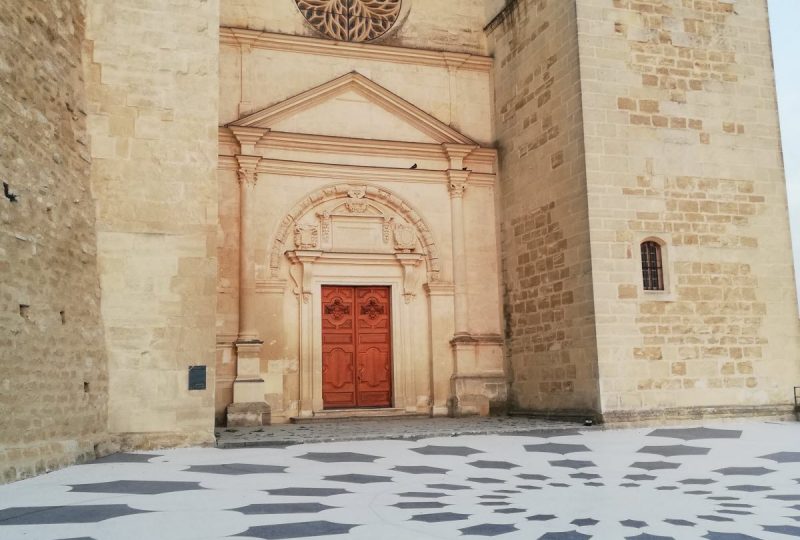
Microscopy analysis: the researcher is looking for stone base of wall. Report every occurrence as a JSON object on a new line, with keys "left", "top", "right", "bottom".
{"left": 600, "top": 404, "right": 796, "bottom": 426}
{"left": 1, "top": 438, "right": 102, "bottom": 485}
{"left": 104, "top": 431, "right": 217, "bottom": 454}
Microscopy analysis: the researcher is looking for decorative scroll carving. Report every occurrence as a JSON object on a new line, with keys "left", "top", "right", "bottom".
{"left": 294, "top": 224, "right": 319, "bottom": 249}
{"left": 324, "top": 298, "right": 351, "bottom": 320}
{"left": 317, "top": 211, "right": 331, "bottom": 243}
{"left": 360, "top": 298, "right": 385, "bottom": 319}
{"left": 295, "top": 0, "right": 402, "bottom": 43}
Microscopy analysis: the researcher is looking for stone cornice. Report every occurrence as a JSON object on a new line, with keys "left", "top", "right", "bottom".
{"left": 219, "top": 128, "right": 497, "bottom": 167}
{"left": 218, "top": 156, "right": 496, "bottom": 187}
{"left": 220, "top": 27, "right": 493, "bottom": 73}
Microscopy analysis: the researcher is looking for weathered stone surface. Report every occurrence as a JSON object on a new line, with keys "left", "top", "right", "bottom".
{"left": 0, "top": 0, "right": 109, "bottom": 484}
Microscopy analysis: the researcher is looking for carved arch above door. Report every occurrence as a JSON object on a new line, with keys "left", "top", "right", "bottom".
{"left": 268, "top": 183, "right": 441, "bottom": 282}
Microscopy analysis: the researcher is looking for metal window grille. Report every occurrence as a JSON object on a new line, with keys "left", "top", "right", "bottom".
{"left": 641, "top": 241, "right": 664, "bottom": 291}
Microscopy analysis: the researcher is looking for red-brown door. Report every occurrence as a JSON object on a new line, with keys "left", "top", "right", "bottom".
{"left": 322, "top": 286, "right": 392, "bottom": 409}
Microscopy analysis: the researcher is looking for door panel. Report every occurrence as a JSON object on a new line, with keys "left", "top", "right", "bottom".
{"left": 322, "top": 287, "right": 357, "bottom": 408}
{"left": 322, "top": 286, "right": 392, "bottom": 409}
{"left": 355, "top": 287, "right": 392, "bottom": 407}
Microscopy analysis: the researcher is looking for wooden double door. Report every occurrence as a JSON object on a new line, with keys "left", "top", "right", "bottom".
{"left": 321, "top": 286, "right": 392, "bottom": 409}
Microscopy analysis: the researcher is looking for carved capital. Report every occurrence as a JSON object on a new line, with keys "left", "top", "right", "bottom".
{"left": 230, "top": 126, "right": 268, "bottom": 155}
{"left": 447, "top": 170, "right": 470, "bottom": 198}
{"left": 236, "top": 155, "right": 262, "bottom": 186}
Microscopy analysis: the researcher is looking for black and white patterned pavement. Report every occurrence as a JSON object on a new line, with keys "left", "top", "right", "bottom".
{"left": 1, "top": 421, "right": 799, "bottom": 539}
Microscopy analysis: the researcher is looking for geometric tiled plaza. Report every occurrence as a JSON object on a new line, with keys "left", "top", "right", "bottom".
{"left": 2, "top": 421, "right": 799, "bottom": 539}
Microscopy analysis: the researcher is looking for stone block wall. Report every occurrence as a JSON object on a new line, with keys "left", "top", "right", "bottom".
{"left": 84, "top": 0, "right": 220, "bottom": 446}
{"left": 576, "top": 0, "right": 800, "bottom": 419}
{"left": 488, "top": 0, "right": 600, "bottom": 415}
{"left": 0, "top": 1, "right": 109, "bottom": 483}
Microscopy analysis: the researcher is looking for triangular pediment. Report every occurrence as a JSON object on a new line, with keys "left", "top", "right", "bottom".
{"left": 230, "top": 72, "right": 475, "bottom": 145}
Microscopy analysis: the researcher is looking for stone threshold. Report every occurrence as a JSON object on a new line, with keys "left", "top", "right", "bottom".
{"left": 289, "top": 408, "right": 428, "bottom": 424}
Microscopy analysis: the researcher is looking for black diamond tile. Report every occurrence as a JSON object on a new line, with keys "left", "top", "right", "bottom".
{"left": 527, "top": 514, "right": 557, "bottom": 521}
{"left": 717, "top": 510, "right": 751, "bottom": 515}
{"left": 727, "top": 485, "right": 772, "bottom": 492}
{"left": 265, "top": 488, "right": 350, "bottom": 497}
{"left": 707, "top": 496, "right": 739, "bottom": 501}
{"left": 656, "top": 486, "right": 678, "bottom": 491}
{"left": 495, "top": 508, "right": 526, "bottom": 514}
{"left": 648, "top": 427, "right": 741, "bottom": 440}
{"left": 0, "top": 505, "right": 149, "bottom": 525}
{"left": 427, "top": 483, "right": 471, "bottom": 491}
{"left": 549, "top": 459, "right": 596, "bottom": 469}
{"left": 621, "top": 519, "right": 648, "bottom": 528}
{"left": 637, "top": 445, "right": 710, "bottom": 457}
{"left": 479, "top": 502, "right": 509, "bottom": 507}
{"left": 391, "top": 502, "right": 449, "bottom": 509}
{"left": 759, "top": 452, "right": 800, "bottom": 464}
{"left": 767, "top": 495, "right": 800, "bottom": 501}
{"left": 630, "top": 461, "right": 681, "bottom": 471}
{"left": 680, "top": 478, "right": 715, "bottom": 485}
{"left": 517, "top": 474, "right": 550, "bottom": 481}
{"left": 410, "top": 512, "right": 469, "bottom": 523}
{"left": 298, "top": 452, "right": 381, "bottom": 463}
{"left": 234, "top": 503, "right": 335, "bottom": 515}
{"left": 572, "top": 518, "right": 599, "bottom": 526}
{"left": 621, "top": 483, "right": 640, "bottom": 488}
{"left": 550, "top": 482, "right": 570, "bottom": 487}
{"left": 469, "top": 460, "right": 519, "bottom": 469}
{"left": 479, "top": 495, "right": 508, "bottom": 500}
{"left": 494, "top": 489, "right": 521, "bottom": 494}
{"left": 713, "top": 466, "right": 774, "bottom": 476}
{"left": 625, "top": 474, "right": 656, "bottom": 481}
{"left": 571, "top": 473, "right": 601, "bottom": 480}
{"left": 468, "top": 477, "right": 504, "bottom": 484}
{"left": 460, "top": 523, "right": 519, "bottom": 536}
{"left": 411, "top": 445, "right": 482, "bottom": 457}
{"left": 186, "top": 463, "right": 287, "bottom": 475}
{"left": 685, "top": 490, "right": 712, "bottom": 495}
{"left": 68, "top": 480, "right": 203, "bottom": 495}
{"left": 585, "top": 482, "right": 604, "bottom": 487}
{"left": 762, "top": 525, "right": 800, "bottom": 537}
{"left": 697, "top": 515, "right": 734, "bottom": 522}
{"left": 91, "top": 453, "right": 160, "bottom": 464}
{"left": 517, "top": 485, "right": 542, "bottom": 490}
{"left": 719, "top": 503, "right": 753, "bottom": 508}
{"left": 525, "top": 443, "right": 591, "bottom": 454}
{"left": 703, "top": 533, "right": 763, "bottom": 540}
{"left": 397, "top": 492, "right": 447, "bottom": 498}
{"left": 234, "top": 521, "right": 357, "bottom": 539}
{"left": 323, "top": 474, "right": 392, "bottom": 484}
{"left": 664, "top": 519, "right": 695, "bottom": 527}
{"left": 392, "top": 465, "right": 449, "bottom": 475}
{"left": 538, "top": 532, "right": 591, "bottom": 539}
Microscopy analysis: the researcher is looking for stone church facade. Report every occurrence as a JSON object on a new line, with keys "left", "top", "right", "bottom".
{"left": 2, "top": 0, "right": 799, "bottom": 482}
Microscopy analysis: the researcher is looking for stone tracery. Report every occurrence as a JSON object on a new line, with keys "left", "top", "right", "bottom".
{"left": 295, "top": 0, "right": 402, "bottom": 42}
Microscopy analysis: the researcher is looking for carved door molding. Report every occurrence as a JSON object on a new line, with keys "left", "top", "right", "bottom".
{"left": 322, "top": 285, "right": 392, "bottom": 408}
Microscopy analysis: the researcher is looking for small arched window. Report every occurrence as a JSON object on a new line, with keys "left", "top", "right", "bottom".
{"left": 641, "top": 241, "right": 664, "bottom": 291}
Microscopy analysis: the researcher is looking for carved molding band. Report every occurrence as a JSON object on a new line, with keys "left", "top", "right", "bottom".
{"left": 295, "top": 0, "right": 402, "bottom": 42}
{"left": 270, "top": 183, "right": 440, "bottom": 281}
